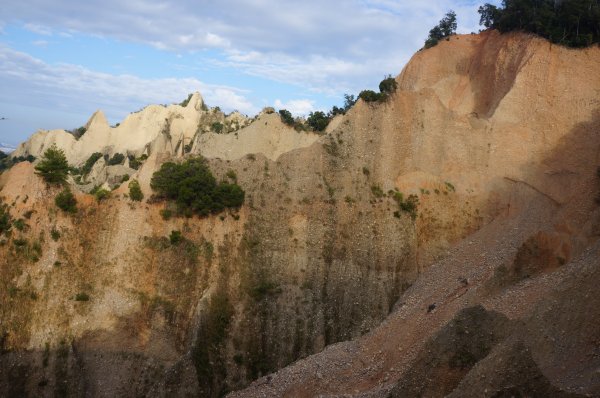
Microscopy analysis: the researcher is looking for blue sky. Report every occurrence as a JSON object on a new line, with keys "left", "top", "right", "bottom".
{"left": 0, "top": 1, "right": 491, "bottom": 146}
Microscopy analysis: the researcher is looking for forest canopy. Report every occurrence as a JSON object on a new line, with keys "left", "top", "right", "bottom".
{"left": 479, "top": 0, "right": 600, "bottom": 47}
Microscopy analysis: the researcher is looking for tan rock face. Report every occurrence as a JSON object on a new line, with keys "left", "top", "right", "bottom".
{"left": 1, "top": 31, "right": 600, "bottom": 397}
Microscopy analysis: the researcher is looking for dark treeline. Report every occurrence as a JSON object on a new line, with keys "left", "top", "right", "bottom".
{"left": 479, "top": 0, "right": 600, "bottom": 47}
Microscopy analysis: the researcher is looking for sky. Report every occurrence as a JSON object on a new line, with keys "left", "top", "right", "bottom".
{"left": 0, "top": 1, "right": 494, "bottom": 146}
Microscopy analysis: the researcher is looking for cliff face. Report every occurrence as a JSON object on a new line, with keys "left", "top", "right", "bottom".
{"left": 1, "top": 30, "right": 599, "bottom": 397}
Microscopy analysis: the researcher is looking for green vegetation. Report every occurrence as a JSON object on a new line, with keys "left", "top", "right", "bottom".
{"left": 74, "top": 292, "right": 90, "bottom": 302}
{"left": 359, "top": 75, "right": 399, "bottom": 103}
{"left": 180, "top": 93, "right": 194, "bottom": 107}
{"left": 50, "top": 228, "right": 61, "bottom": 241}
{"left": 169, "top": 230, "right": 183, "bottom": 245}
{"left": 392, "top": 191, "right": 419, "bottom": 220}
{"left": 424, "top": 10, "right": 457, "bottom": 48}
{"left": 35, "top": 145, "right": 70, "bottom": 185}
{"left": 107, "top": 153, "right": 125, "bottom": 165}
{"left": 81, "top": 152, "right": 103, "bottom": 175}
{"left": 150, "top": 157, "right": 244, "bottom": 217}
{"left": 94, "top": 188, "right": 111, "bottom": 201}
{"left": 0, "top": 201, "right": 12, "bottom": 236}
{"left": 13, "top": 218, "right": 27, "bottom": 231}
{"left": 279, "top": 109, "right": 295, "bottom": 126}
{"left": 71, "top": 126, "right": 87, "bottom": 139}
{"left": 0, "top": 152, "right": 36, "bottom": 173}
{"left": 13, "top": 238, "right": 42, "bottom": 262}
{"left": 128, "top": 179, "right": 144, "bottom": 202}
{"left": 160, "top": 208, "right": 173, "bottom": 220}
{"left": 225, "top": 169, "right": 237, "bottom": 182}
{"left": 55, "top": 188, "right": 77, "bottom": 213}
{"left": 379, "top": 75, "right": 398, "bottom": 95}
{"left": 306, "top": 111, "right": 330, "bottom": 132}
{"left": 479, "top": 0, "right": 600, "bottom": 47}
{"left": 127, "top": 154, "right": 146, "bottom": 170}
{"left": 371, "top": 184, "right": 385, "bottom": 198}
{"left": 211, "top": 122, "right": 224, "bottom": 134}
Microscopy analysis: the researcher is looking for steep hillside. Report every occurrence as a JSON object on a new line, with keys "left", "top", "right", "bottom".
{"left": 232, "top": 31, "right": 600, "bottom": 397}
{"left": 1, "top": 30, "right": 599, "bottom": 397}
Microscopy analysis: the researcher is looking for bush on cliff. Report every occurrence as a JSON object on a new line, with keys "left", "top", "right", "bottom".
{"left": 55, "top": 188, "right": 77, "bottom": 213}
{"left": 424, "top": 10, "right": 457, "bottom": 48}
{"left": 150, "top": 157, "right": 244, "bottom": 216}
{"left": 35, "top": 145, "right": 70, "bottom": 185}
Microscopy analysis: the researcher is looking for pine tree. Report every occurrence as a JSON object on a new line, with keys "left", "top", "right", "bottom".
{"left": 34, "top": 145, "right": 70, "bottom": 185}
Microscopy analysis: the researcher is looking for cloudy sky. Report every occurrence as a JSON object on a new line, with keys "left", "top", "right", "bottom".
{"left": 0, "top": 1, "right": 495, "bottom": 146}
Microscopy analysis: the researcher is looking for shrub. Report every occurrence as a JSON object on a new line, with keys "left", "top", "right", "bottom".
{"left": 74, "top": 292, "right": 90, "bottom": 302}
{"left": 82, "top": 152, "right": 103, "bottom": 175}
{"left": 343, "top": 94, "right": 357, "bottom": 112}
{"left": 13, "top": 219, "right": 27, "bottom": 231}
{"left": 150, "top": 157, "right": 244, "bottom": 216}
{"left": 226, "top": 169, "right": 237, "bottom": 182}
{"left": 35, "top": 145, "right": 70, "bottom": 185}
{"left": 379, "top": 75, "right": 398, "bottom": 95}
{"left": 160, "top": 209, "right": 173, "bottom": 220}
{"left": 279, "top": 109, "right": 295, "bottom": 126}
{"left": 424, "top": 10, "right": 457, "bottom": 49}
{"left": 120, "top": 174, "right": 130, "bottom": 183}
{"left": 50, "top": 228, "right": 61, "bottom": 241}
{"left": 108, "top": 153, "right": 125, "bottom": 165}
{"left": 371, "top": 185, "right": 385, "bottom": 198}
{"left": 0, "top": 201, "right": 11, "bottom": 235}
{"left": 211, "top": 122, "right": 224, "bottom": 134}
{"left": 55, "top": 189, "right": 77, "bottom": 213}
{"left": 94, "top": 188, "right": 111, "bottom": 201}
{"left": 392, "top": 191, "right": 419, "bottom": 220}
{"left": 306, "top": 111, "right": 330, "bottom": 132}
{"left": 127, "top": 154, "right": 143, "bottom": 170}
{"left": 359, "top": 90, "right": 386, "bottom": 103}
{"left": 169, "top": 230, "right": 183, "bottom": 245}
{"left": 128, "top": 179, "right": 144, "bottom": 202}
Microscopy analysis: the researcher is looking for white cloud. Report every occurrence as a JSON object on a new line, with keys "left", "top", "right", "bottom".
{"left": 0, "top": 45, "right": 258, "bottom": 120}
{"left": 23, "top": 23, "right": 53, "bottom": 36}
{"left": 1, "top": 1, "right": 487, "bottom": 96}
{"left": 274, "top": 99, "right": 315, "bottom": 116}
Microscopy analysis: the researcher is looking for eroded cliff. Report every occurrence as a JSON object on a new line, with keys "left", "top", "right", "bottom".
{"left": 1, "top": 30, "right": 599, "bottom": 397}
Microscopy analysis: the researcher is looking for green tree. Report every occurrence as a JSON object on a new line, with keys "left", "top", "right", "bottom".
{"left": 278, "top": 109, "right": 295, "bottom": 126}
{"left": 306, "top": 111, "right": 330, "bottom": 132}
{"left": 35, "top": 145, "right": 70, "bottom": 185}
{"left": 151, "top": 157, "right": 244, "bottom": 216}
{"left": 82, "top": 152, "right": 103, "bottom": 175}
{"left": 425, "top": 10, "right": 458, "bottom": 48}
{"left": 478, "top": 3, "right": 501, "bottom": 28}
{"left": 379, "top": 75, "right": 398, "bottom": 95}
{"left": 128, "top": 179, "right": 144, "bottom": 201}
{"left": 343, "top": 94, "right": 357, "bottom": 112}
{"left": 55, "top": 188, "right": 77, "bottom": 213}
{"left": 479, "top": 0, "right": 600, "bottom": 47}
